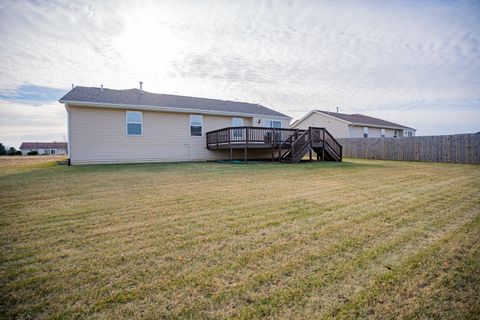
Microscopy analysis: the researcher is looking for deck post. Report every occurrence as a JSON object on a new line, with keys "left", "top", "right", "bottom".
{"left": 322, "top": 129, "right": 325, "bottom": 161}
{"left": 229, "top": 128, "right": 233, "bottom": 163}
{"left": 292, "top": 143, "right": 295, "bottom": 163}
{"left": 272, "top": 128, "right": 275, "bottom": 162}
{"left": 245, "top": 127, "right": 249, "bottom": 163}
{"left": 309, "top": 148, "right": 312, "bottom": 161}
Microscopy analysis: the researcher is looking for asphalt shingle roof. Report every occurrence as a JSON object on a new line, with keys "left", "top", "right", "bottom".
{"left": 318, "top": 110, "right": 414, "bottom": 129}
{"left": 60, "top": 86, "right": 290, "bottom": 118}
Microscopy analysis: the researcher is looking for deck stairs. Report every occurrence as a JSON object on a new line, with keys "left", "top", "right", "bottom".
{"left": 279, "top": 127, "right": 342, "bottom": 163}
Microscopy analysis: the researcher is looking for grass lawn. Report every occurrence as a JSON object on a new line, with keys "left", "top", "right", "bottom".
{"left": 0, "top": 157, "right": 479, "bottom": 319}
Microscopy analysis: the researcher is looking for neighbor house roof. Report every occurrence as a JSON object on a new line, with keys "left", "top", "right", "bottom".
{"left": 293, "top": 110, "right": 415, "bottom": 130}
{"left": 20, "top": 142, "right": 68, "bottom": 149}
{"left": 59, "top": 86, "right": 291, "bottom": 119}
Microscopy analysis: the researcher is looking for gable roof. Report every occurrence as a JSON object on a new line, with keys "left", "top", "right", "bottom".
{"left": 20, "top": 142, "right": 67, "bottom": 149}
{"left": 315, "top": 110, "right": 415, "bottom": 130}
{"left": 59, "top": 86, "right": 291, "bottom": 119}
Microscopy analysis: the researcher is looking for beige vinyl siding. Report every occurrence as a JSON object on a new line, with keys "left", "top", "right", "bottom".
{"left": 292, "top": 112, "right": 349, "bottom": 138}
{"left": 253, "top": 116, "right": 290, "bottom": 128}
{"left": 349, "top": 126, "right": 397, "bottom": 138}
{"left": 69, "top": 106, "right": 280, "bottom": 164}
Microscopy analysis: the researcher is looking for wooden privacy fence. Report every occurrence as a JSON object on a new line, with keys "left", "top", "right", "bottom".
{"left": 337, "top": 133, "right": 480, "bottom": 164}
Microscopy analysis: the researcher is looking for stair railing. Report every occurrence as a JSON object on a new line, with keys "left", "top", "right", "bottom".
{"left": 278, "top": 132, "right": 295, "bottom": 161}
{"left": 323, "top": 129, "right": 342, "bottom": 160}
{"left": 290, "top": 128, "right": 312, "bottom": 162}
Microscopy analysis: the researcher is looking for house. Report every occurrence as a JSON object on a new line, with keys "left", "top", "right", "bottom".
{"left": 292, "top": 110, "right": 416, "bottom": 138}
{"left": 59, "top": 86, "right": 300, "bottom": 165}
{"left": 19, "top": 142, "right": 68, "bottom": 155}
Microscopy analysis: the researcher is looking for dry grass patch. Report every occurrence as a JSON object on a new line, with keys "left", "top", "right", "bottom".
{"left": 0, "top": 158, "right": 479, "bottom": 319}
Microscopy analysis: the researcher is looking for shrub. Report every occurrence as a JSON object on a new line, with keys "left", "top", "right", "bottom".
{"left": 15, "top": 151, "right": 22, "bottom": 155}
{"left": 27, "top": 151, "right": 38, "bottom": 155}
{"left": 7, "top": 147, "right": 17, "bottom": 155}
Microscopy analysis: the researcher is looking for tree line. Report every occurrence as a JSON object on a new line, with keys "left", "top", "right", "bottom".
{"left": 0, "top": 143, "right": 22, "bottom": 156}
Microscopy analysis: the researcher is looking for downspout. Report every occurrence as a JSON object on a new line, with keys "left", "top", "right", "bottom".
{"left": 65, "top": 103, "right": 71, "bottom": 166}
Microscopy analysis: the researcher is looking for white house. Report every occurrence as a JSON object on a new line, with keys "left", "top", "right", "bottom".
{"left": 19, "top": 142, "right": 68, "bottom": 155}
{"left": 292, "top": 110, "right": 416, "bottom": 138}
{"left": 59, "top": 86, "right": 295, "bottom": 165}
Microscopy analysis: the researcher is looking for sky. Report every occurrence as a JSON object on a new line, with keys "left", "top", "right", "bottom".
{"left": 0, "top": 0, "right": 479, "bottom": 148}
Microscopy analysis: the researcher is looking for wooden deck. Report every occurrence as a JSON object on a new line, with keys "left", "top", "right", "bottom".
{"left": 206, "top": 126, "right": 342, "bottom": 163}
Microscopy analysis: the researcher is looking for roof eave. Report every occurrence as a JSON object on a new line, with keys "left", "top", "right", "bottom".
{"left": 351, "top": 122, "right": 416, "bottom": 131}
{"left": 59, "top": 100, "right": 292, "bottom": 120}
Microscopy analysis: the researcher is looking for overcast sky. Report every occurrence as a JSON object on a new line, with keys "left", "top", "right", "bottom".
{"left": 0, "top": 0, "right": 479, "bottom": 148}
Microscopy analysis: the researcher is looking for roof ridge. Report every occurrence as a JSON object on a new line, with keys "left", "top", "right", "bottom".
{"left": 60, "top": 86, "right": 291, "bottom": 118}
{"left": 74, "top": 86, "right": 268, "bottom": 107}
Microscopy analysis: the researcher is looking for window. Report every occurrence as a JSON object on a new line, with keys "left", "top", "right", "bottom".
{"left": 126, "top": 111, "right": 142, "bottom": 136}
{"left": 190, "top": 115, "right": 203, "bottom": 136}
{"left": 407, "top": 131, "right": 413, "bottom": 137}
{"left": 363, "top": 127, "right": 368, "bottom": 138}
{"left": 50, "top": 149, "right": 56, "bottom": 155}
{"left": 381, "top": 128, "right": 385, "bottom": 138}
{"left": 266, "top": 120, "right": 282, "bottom": 128}
{"left": 232, "top": 117, "right": 244, "bottom": 127}
{"left": 232, "top": 117, "right": 244, "bottom": 139}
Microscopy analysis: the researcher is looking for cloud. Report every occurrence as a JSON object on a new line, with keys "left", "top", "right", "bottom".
{"left": 0, "top": 84, "right": 66, "bottom": 105}
{"left": 0, "top": 0, "right": 479, "bottom": 145}
{"left": 0, "top": 100, "right": 66, "bottom": 148}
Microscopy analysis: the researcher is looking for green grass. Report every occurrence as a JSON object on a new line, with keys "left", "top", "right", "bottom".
{"left": 0, "top": 157, "right": 479, "bottom": 319}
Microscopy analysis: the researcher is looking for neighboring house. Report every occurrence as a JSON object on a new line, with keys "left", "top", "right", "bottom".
{"left": 292, "top": 110, "right": 416, "bottom": 138}
{"left": 19, "top": 142, "right": 68, "bottom": 155}
{"left": 59, "top": 86, "right": 292, "bottom": 164}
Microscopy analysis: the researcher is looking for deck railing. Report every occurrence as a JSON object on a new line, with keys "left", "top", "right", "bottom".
{"left": 206, "top": 127, "right": 300, "bottom": 149}
{"left": 206, "top": 126, "right": 342, "bottom": 162}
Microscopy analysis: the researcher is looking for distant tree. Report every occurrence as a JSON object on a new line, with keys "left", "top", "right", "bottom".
{"left": 0, "top": 143, "right": 6, "bottom": 155}
{"left": 7, "top": 147, "right": 17, "bottom": 155}
{"left": 15, "top": 150, "right": 22, "bottom": 155}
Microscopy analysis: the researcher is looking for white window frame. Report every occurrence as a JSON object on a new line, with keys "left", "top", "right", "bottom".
{"left": 232, "top": 117, "right": 244, "bottom": 127}
{"left": 363, "top": 127, "right": 368, "bottom": 138}
{"left": 266, "top": 120, "right": 282, "bottom": 128}
{"left": 190, "top": 114, "right": 203, "bottom": 137}
{"left": 126, "top": 111, "right": 143, "bottom": 136}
